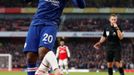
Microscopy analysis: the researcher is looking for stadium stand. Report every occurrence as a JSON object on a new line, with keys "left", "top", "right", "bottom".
{"left": 61, "top": 18, "right": 134, "bottom": 31}
{"left": 0, "top": 18, "right": 134, "bottom": 31}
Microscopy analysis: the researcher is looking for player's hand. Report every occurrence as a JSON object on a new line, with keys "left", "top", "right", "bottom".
{"left": 54, "top": 68, "right": 63, "bottom": 75}
{"left": 113, "top": 23, "right": 118, "bottom": 28}
{"left": 94, "top": 42, "right": 101, "bottom": 50}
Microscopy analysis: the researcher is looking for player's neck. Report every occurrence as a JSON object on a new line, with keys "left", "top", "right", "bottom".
{"left": 61, "top": 45, "right": 64, "bottom": 46}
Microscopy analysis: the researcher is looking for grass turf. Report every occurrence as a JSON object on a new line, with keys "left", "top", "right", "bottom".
{"left": 0, "top": 71, "right": 133, "bottom": 75}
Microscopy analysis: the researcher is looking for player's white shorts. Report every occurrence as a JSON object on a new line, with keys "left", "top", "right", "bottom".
{"left": 59, "top": 59, "right": 68, "bottom": 66}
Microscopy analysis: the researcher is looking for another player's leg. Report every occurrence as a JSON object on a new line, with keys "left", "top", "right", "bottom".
{"left": 35, "top": 47, "right": 49, "bottom": 75}
{"left": 115, "top": 50, "right": 125, "bottom": 75}
{"left": 64, "top": 59, "right": 69, "bottom": 75}
{"left": 35, "top": 47, "right": 62, "bottom": 75}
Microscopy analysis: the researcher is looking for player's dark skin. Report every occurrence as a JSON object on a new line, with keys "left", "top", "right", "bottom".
{"left": 26, "top": 47, "right": 49, "bottom": 64}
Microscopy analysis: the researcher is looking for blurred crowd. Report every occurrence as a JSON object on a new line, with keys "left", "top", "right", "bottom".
{"left": 0, "top": 0, "right": 134, "bottom": 7}
{"left": 0, "top": 19, "right": 31, "bottom": 31}
{"left": 62, "top": 18, "right": 134, "bottom": 31}
{"left": 0, "top": 18, "right": 134, "bottom": 32}
{"left": 0, "top": 41, "right": 26, "bottom": 68}
{"left": 0, "top": 38, "right": 133, "bottom": 70}
{"left": 67, "top": 38, "right": 134, "bottom": 70}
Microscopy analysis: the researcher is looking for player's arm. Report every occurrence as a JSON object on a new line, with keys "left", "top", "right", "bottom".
{"left": 72, "top": 0, "right": 86, "bottom": 8}
{"left": 56, "top": 47, "right": 60, "bottom": 58}
{"left": 94, "top": 28, "right": 107, "bottom": 49}
{"left": 113, "top": 23, "right": 124, "bottom": 40}
{"left": 66, "top": 46, "right": 70, "bottom": 58}
{"left": 98, "top": 36, "right": 107, "bottom": 44}
{"left": 94, "top": 36, "right": 107, "bottom": 49}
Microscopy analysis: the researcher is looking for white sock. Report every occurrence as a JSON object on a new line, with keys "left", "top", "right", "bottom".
{"left": 35, "top": 55, "right": 49, "bottom": 75}
{"left": 59, "top": 65, "right": 64, "bottom": 74}
{"left": 65, "top": 65, "right": 69, "bottom": 74}
{"left": 35, "top": 51, "right": 59, "bottom": 75}
{"left": 45, "top": 51, "right": 59, "bottom": 70}
{"left": 60, "top": 65, "right": 63, "bottom": 71}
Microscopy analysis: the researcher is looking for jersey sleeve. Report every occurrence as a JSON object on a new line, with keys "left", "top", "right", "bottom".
{"left": 103, "top": 27, "right": 107, "bottom": 37}
{"left": 72, "top": 0, "right": 86, "bottom": 8}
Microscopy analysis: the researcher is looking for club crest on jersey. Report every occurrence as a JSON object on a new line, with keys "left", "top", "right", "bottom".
{"left": 45, "top": 0, "right": 60, "bottom": 7}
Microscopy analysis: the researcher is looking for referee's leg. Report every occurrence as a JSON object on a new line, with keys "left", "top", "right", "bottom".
{"left": 106, "top": 50, "right": 114, "bottom": 75}
{"left": 115, "top": 50, "right": 125, "bottom": 75}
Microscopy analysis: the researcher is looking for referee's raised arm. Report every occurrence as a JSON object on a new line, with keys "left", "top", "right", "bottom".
{"left": 112, "top": 23, "right": 124, "bottom": 40}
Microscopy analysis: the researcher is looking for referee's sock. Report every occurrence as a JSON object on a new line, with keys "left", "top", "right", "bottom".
{"left": 108, "top": 68, "right": 113, "bottom": 75}
{"left": 118, "top": 67, "right": 125, "bottom": 75}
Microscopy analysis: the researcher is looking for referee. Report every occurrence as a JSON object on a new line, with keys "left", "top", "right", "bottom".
{"left": 94, "top": 14, "right": 125, "bottom": 75}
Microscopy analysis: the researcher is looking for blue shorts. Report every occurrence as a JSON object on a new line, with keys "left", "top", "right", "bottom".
{"left": 23, "top": 25, "right": 58, "bottom": 53}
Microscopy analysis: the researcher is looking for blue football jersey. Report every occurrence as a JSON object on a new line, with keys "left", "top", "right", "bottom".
{"left": 31, "top": 0, "right": 67, "bottom": 26}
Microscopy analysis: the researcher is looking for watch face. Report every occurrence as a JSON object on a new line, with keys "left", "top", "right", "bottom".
{"left": 106, "top": 31, "right": 109, "bottom": 36}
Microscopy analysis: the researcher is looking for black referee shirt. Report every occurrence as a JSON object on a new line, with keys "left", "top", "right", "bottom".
{"left": 103, "top": 24, "right": 123, "bottom": 50}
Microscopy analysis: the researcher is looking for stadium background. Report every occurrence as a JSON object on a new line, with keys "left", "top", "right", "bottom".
{"left": 0, "top": 0, "right": 134, "bottom": 75}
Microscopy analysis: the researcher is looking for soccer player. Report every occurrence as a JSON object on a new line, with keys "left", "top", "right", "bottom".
{"left": 23, "top": 0, "right": 85, "bottom": 75}
{"left": 56, "top": 41, "right": 70, "bottom": 75}
{"left": 94, "top": 14, "right": 125, "bottom": 75}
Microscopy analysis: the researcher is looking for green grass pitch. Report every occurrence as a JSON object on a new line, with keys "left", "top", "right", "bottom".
{"left": 0, "top": 71, "right": 133, "bottom": 75}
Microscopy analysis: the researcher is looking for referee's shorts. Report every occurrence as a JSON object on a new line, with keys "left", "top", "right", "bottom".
{"left": 106, "top": 50, "right": 122, "bottom": 62}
